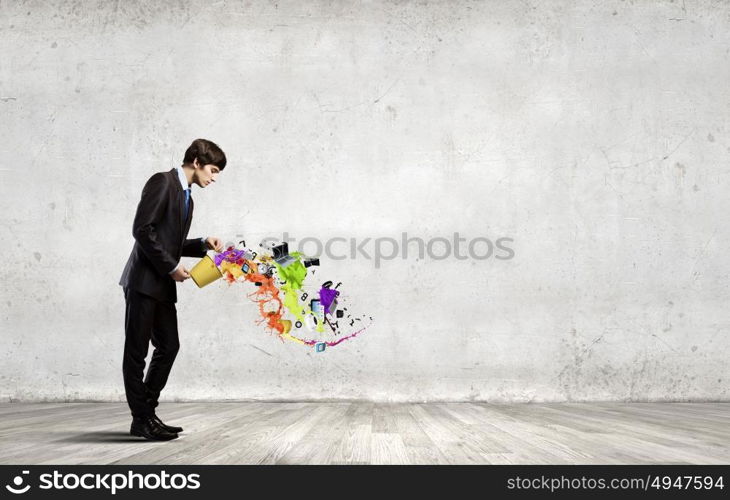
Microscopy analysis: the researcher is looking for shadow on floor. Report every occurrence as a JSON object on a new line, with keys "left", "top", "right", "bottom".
{"left": 58, "top": 431, "right": 148, "bottom": 444}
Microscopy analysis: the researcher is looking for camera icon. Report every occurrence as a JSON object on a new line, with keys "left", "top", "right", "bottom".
{"left": 5, "top": 470, "right": 30, "bottom": 494}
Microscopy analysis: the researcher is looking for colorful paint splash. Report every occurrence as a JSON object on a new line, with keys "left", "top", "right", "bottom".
{"left": 212, "top": 242, "right": 371, "bottom": 351}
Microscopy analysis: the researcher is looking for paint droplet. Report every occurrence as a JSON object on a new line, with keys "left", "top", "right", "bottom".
{"left": 51, "top": 42, "right": 57, "bottom": 48}
{"left": 707, "top": 133, "right": 715, "bottom": 142}
{"left": 693, "top": 184, "right": 699, "bottom": 192}
{"left": 691, "top": 345, "right": 697, "bottom": 352}
{"left": 34, "top": 252, "right": 41, "bottom": 261}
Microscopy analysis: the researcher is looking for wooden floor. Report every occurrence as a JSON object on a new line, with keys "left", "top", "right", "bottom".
{"left": 0, "top": 402, "right": 727, "bottom": 464}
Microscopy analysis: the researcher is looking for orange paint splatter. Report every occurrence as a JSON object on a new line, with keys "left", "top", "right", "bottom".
{"left": 243, "top": 271, "right": 287, "bottom": 336}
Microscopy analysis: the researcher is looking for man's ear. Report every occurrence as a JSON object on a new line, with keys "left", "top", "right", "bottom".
{"left": 193, "top": 158, "right": 200, "bottom": 169}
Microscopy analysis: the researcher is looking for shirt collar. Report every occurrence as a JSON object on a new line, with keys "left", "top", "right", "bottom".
{"left": 175, "top": 166, "right": 190, "bottom": 191}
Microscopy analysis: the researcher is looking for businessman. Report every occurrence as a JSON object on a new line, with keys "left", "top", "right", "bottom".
{"left": 119, "top": 138, "right": 226, "bottom": 441}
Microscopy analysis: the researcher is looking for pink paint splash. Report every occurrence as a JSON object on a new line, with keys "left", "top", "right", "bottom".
{"left": 309, "top": 325, "right": 368, "bottom": 347}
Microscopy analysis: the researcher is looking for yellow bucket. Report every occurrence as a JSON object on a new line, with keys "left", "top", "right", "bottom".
{"left": 280, "top": 319, "right": 292, "bottom": 334}
{"left": 189, "top": 254, "right": 223, "bottom": 288}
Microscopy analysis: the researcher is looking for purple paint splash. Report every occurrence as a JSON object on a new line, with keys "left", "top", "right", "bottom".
{"left": 319, "top": 288, "right": 339, "bottom": 314}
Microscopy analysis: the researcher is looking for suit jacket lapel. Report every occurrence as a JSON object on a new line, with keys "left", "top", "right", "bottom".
{"left": 168, "top": 168, "right": 190, "bottom": 240}
{"left": 178, "top": 191, "right": 185, "bottom": 236}
{"left": 171, "top": 169, "right": 185, "bottom": 236}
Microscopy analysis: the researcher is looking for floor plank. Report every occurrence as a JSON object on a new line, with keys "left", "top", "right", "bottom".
{"left": 0, "top": 402, "right": 727, "bottom": 464}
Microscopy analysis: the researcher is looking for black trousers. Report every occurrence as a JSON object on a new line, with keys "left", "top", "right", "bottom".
{"left": 122, "top": 287, "right": 180, "bottom": 419}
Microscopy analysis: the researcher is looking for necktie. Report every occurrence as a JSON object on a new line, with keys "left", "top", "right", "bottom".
{"left": 184, "top": 189, "right": 191, "bottom": 221}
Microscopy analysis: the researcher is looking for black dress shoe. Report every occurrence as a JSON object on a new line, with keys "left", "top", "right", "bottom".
{"left": 152, "top": 414, "right": 183, "bottom": 433}
{"left": 130, "top": 416, "right": 178, "bottom": 441}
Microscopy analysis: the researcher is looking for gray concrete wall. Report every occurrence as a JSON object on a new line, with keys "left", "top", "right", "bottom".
{"left": 1, "top": 0, "right": 728, "bottom": 402}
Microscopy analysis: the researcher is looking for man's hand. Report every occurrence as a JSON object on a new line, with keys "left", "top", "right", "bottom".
{"left": 171, "top": 266, "right": 190, "bottom": 282}
{"left": 205, "top": 237, "right": 224, "bottom": 252}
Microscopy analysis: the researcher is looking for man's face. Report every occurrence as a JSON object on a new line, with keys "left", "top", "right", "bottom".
{"left": 193, "top": 160, "right": 221, "bottom": 188}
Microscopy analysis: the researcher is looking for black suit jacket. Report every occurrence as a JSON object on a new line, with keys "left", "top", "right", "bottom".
{"left": 119, "top": 168, "right": 207, "bottom": 303}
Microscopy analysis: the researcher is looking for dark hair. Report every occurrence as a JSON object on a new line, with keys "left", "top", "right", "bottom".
{"left": 182, "top": 138, "right": 227, "bottom": 170}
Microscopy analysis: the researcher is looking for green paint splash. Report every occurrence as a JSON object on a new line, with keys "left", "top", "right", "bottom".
{"left": 274, "top": 253, "right": 324, "bottom": 333}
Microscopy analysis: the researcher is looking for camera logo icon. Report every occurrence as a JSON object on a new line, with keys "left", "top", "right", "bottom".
{"left": 5, "top": 471, "right": 31, "bottom": 494}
